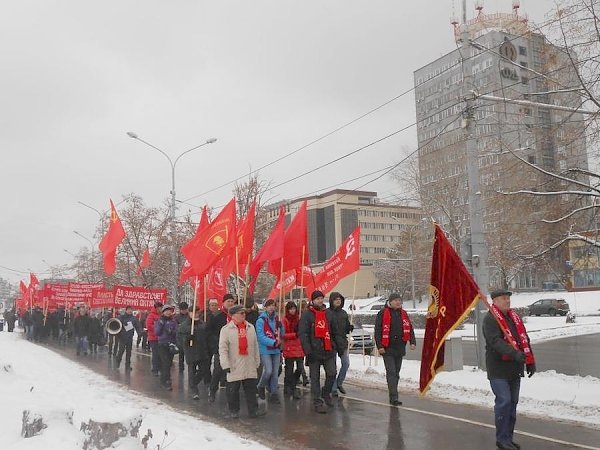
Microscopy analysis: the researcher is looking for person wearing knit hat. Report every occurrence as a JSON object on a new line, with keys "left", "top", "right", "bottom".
{"left": 256, "top": 298, "right": 285, "bottom": 403}
{"left": 299, "top": 290, "right": 340, "bottom": 413}
{"left": 375, "top": 293, "right": 416, "bottom": 406}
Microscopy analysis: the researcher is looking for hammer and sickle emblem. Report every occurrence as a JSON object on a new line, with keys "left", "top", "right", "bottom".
{"left": 317, "top": 320, "right": 325, "bottom": 329}
{"left": 427, "top": 285, "right": 440, "bottom": 318}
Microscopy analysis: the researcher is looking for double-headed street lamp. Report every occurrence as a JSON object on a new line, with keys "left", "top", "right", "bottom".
{"left": 126, "top": 132, "right": 217, "bottom": 304}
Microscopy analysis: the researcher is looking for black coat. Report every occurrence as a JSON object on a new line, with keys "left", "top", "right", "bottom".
{"left": 328, "top": 293, "right": 353, "bottom": 351}
{"left": 206, "top": 310, "right": 229, "bottom": 354}
{"left": 483, "top": 311, "right": 530, "bottom": 380}
{"left": 177, "top": 317, "right": 209, "bottom": 362}
{"left": 374, "top": 307, "right": 416, "bottom": 357}
{"left": 118, "top": 313, "right": 142, "bottom": 342}
{"left": 88, "top": 318, "right": 103, "bottom": 344}
{"left": 73, "top": 314, "right": 92, "bottom": 337}
{"left": 298, "top": 305, "right": 340, "bottom": 360}
{"left": 245, "top": 309, "right": 259, "bottom": 327}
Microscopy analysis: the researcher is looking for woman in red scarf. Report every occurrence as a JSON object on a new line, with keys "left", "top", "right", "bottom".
{"left": 282, "top": 301, "right": 305, "bottom": 399}
{"left": 374, "top": 293, "right": 416, "bottom": 406}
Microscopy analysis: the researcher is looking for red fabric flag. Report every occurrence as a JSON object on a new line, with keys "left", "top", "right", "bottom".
{"left": 419, "top": 224, "right": 482, "bottom": 395}
{"left": 222, "top": 202, "right": 256, "bottom": 278}
{"left": 20, "top": 281, "right": 28, "bottom": 296}
{"left": 181, "top": 198, "right": 237, "bottom": 277}
{"left": 98, "top": 200, "right": 126, "bottom": 275}
{"left": 136, "top": 248, "right": 151, "bottom": 275}
{"left": 278, "top": 200, "right": 310, "bottom": 274}
{"left": 29, "top": 273, "right": 39, "bottom": 289}
{"left": 312, "top": 227, "right": 360, "bottom": 294}
{"left": 249, "top": 206, "right": 286, "bottom": 288}
{"left": 179, "top": 206, "right": 210, "bottom": 285}
{"left": 268, "top": 269, "right": 297, "bottom": 299}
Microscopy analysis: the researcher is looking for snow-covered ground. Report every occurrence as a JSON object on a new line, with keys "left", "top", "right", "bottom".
{"left": 0, "top": 332, "right": 266, "bottom": 450}
{"left": 346, "top": 354, "right": 600, "bottom": 427}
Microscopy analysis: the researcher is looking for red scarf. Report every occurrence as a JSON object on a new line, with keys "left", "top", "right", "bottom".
{"left": 381, "top": 307, "right": 411, "bottom": 348}
{"left": 236, "top": 321, "right": 248, "bottom": 355}
{"left": 221, "top": 306, "right": 231, "bottom": 323}
{"left": 310, "top": 306, "right": 332, "bottom": 351}
{"left": 262, "top": 314, "right": 281, "bottom": 350}
{"left": 490, "top": 304, "right": 535, "bottom": 364}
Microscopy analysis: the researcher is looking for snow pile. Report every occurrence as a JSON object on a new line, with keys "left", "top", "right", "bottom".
{"left": 0, "top": 332, "right": 266, "bottom": 450}
{"left": 347, "top": 354, "right": 600, "bottom": 426}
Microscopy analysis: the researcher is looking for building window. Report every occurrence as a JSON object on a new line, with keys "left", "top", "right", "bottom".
{"left": 519, "top": 46, "right": 527, "bottom": 56}
{"left": 527, "top": 155, "right": 536, "bottom": 164}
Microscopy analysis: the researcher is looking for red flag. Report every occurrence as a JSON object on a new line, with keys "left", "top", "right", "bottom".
{"left": 181, "top": 198, "right": 237, "bottom": 277}
{"left": 312, "top": 226, "right": 360, "bottom": 294}
{"left": 179, "top": 206, "right": 210, "bottom": 284}
{"left": 136, "top": 248, "right": 151, "bottom": 275}
{"left": 249, "top": 206, "right": 286, "bottom": 287}
{"left": 20, "top": 281, "right": 28, "bottom": 296}
{"left": 268, "top": 269, "right": 297, "bottom": 299}
{"left": 222, "top": 202, "right": 256, "bottom": 278}
{"left": 29, "top": 273, "right": 39, "bottom": 289}
{"left": 277, "top": 200, "right": 310, "bottom": 274}
{"left": 98, "top": 200, "right": 126, "bottom": 275}
{"left": 419, "top": 224, "right": 481, "bottom": 395}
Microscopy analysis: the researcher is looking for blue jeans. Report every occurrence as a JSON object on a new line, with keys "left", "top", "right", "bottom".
{"left": 76, "top": 336, "right": 89, "bottom": 354}
{"left": 332, "top": 349, "right": 350, "bottom": 393}
{"left": 25, "top": 325, "right": 34, "bottom": 340}
{"left": 490, "top": 378, "right": 521, "bottom": 445}
{"left": 258, "top": 353, "right": 281, "bottom": 394}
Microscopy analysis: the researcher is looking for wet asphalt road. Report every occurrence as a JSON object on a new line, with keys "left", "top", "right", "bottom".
{"left": 403, "top": 333, "right": 600, "bottom": 377}
{"left": 44, "top": 342, "right": 600, "bottom": 450}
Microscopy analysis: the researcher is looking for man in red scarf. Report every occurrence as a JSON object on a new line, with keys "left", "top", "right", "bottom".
{"left": 374, "top": 293, "right": 416, "bottom": 406}
{"left": 219, "top": 304, "right": 265, "bottom": 419}
{"left": 299, "top": 290, "right": 340, "bottom": 414}
{"left": 483, "top": 289, "right": 536, "bottom": 450}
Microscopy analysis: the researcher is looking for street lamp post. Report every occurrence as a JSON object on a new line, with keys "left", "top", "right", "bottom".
{"left": 126, "top": 132, "right": 217, "bottom": 304}
{"left": 73, "top": 230, "right": 94, "bottom": 249}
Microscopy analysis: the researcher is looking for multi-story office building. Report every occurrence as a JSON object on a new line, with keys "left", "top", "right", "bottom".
{"left": 414, "top": 7, "right": 589, "bottom": 290}
{"left": 262, "top": 189, "right": 423, "bottom": 297}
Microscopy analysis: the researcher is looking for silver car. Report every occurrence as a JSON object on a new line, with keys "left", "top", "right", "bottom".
{"left": 349, "top": 324, "right": 374, "bottom": 355}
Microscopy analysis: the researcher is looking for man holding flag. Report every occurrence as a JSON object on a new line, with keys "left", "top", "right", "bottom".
{"left": 484, "top": 289, "right": 536, "bottom": 450}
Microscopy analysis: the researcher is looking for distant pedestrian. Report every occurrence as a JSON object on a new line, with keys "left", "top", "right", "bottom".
{"left": 154, "top": 305, "right": 178, "bottom": 390}
{"left": 178, "top": 307, "right": 210, "bottom": 399}
{"left": 244, "top": 296, "right": 259, "bottom": 327}
{"left": 328, "top": 292, "right": 353, "bottom": 396}
{"left": 73, "top": 306, "right": 92, "bottom": 356}
{"left": 206, "top": 293, "right": 236, "bottom": 402}
{"left": 115, "top": 306, "right": 142, "bottom": 370}
{"left": 484, "top": 289, "right": 536, "bottom": 450}
{"left": 136, "top": 311, "right": 149, "bottom": 350}
{"left": 299, "top": 290, "right": 340, "bottom": 414}
{"left": 256, "top": 299, "right": 285, "bottom": 403}
{"left": 282, "top": 301, "right": 304, "bottom": 399}
{"left": 5, "top": 309, "right": 17, "bottom": 332}
{"left": 219, "top": 304, "right": 264, "bottom": 419}
{"left": 146, "top": 302, "right": 163, "bottom": 376}
{"left": 175, "top": 302, "right": 190, "bottom": 373}
{"left": 374, "top": 293, "right": 416, "bottom": 406}
{"left": 88, "top": 313, "right": 103, "bottom": 354}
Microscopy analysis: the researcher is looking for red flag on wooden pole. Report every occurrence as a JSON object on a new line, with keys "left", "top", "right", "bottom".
{"left": 98, "top": 200, "right": 126, "bottom": 275}
{"left": 181, "top": 198, "right": 237, "bottom": 277}
{"left": 278, "top": 200, "right": 310, "bottom": 275}
{"left": 419, "top": 223, "right": 481, "bottom": 395}
{"left": 248, "top": 205, "right": 285, "bottom": 292}
{"left": 179, "top": 206, "right": 210, "bottom": 285}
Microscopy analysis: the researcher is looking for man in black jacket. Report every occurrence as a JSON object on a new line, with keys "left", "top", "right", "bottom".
{"left": 206, "top": 293, "right": 236, "bottom": 402}
{"left": 374, "top": 293, "right": 416, "bottom": 406}
{"left": 178, "top": 306, "right": 210, "bottom": 399}
{"left": 299, "top": 290, "right": 340, "bottom": 414}
{"left": 328, "top": 292, "right": 353, "bottom": 396}
{"left": 115, "top": 306, "right": 142, "bottom": 370}
{"left": 73, "top": 306, "right": 92, "bottom": 356}
{"left": 483, "top": 289, "right": 536, "bottom": 450}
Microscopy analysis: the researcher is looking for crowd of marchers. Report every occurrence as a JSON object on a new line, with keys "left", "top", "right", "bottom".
{"left": 12, "top": 290, "right": 417, "bottom": 418}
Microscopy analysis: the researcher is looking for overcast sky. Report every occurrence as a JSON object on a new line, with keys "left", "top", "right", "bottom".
{"left": 0, "top": 0, "right": 551, "bottom": 283}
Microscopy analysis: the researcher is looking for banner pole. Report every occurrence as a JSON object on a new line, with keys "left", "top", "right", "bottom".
{"left": 244, "top": 254, "right": 251, "bottom": 306}
{"left": 299, "top": 245, "right": 305, "bottom": 314}
{"left": 279, "top": 258, "right": 284, "bottom": 318}
{"left": 235, "top": 247, "right": 241, "bottom": 304}
{"left": 190, "top": 276, "right": 198, "bottom": 346}
{"left": 203, "top": 274, "right": 208, "bottom": 323}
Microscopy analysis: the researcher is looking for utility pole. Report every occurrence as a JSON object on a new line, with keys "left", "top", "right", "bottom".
{"left": 460, "top": 0, "right": 489, "bottom": 370}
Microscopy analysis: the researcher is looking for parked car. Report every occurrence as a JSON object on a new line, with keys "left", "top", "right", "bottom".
{"left": 348, "top": 324, "right": 374, "bottom": 355}
{"left": 360, "top": 301, "right": 386, "bottom": 315}
{"left": 528, "top": 298, "right": 570, "bottom": 316}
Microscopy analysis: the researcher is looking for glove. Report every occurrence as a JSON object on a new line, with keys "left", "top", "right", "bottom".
{"left": 526, "top": 363, "right": 536, "bottom": 378}
{"left": 224, "top": 368, "right": 231, "bottom": 374}
{"left": 513, "top": 351, "right": 526, "bottom": 364}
